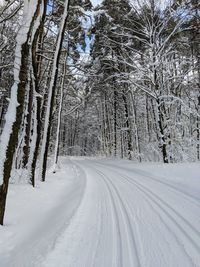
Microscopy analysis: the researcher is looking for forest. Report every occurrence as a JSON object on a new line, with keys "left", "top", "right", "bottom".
{"left": 0, "top": 1, "right": 200, "bottom": 263}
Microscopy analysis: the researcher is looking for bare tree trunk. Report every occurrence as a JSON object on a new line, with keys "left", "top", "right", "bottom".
{"left": 0, "top": 0, "right": 46, "bottom": 225}
{"left": 22, "top": 75, "right": 33, "bottom": 168}
{"left": 53, "top": 62, "right": 66, "bottom": 173}
{"left": 39, "top": 0, "right": 70, "bottom": 181}
{"left": 122, "top": 90, "right": 133, "bottom": 160}
{"left": 28, "top": 0, "right": 48, "bottom": 186}
{"left": 113, "top": 87, "right": 117, "bottom": 157}
{"left": 156, "top": 100, "right": 169, "bottom": 163}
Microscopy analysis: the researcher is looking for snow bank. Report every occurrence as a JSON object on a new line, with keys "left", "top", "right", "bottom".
{"left": 0, "top": 159, "right": 86, "bottom": 267}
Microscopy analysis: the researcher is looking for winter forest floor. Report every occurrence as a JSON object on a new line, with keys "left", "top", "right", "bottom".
{"left": 0, "top": 158, "right": 200, "bottom": 267}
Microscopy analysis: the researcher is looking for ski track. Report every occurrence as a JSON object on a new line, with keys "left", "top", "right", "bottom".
{"left": 97, "top": 161, "right": 200, "bottom": 237}
{"left": 94, "top": 160, "right": 200, "bottom": 206}
{"left": 90, "top": 161, "right": 200, "bottom": 267}
{"left": 43, "top": 159, "right": 200, "bottom": 267}
{"left": 93, "top": 168, "right": 141, "bottom": 267}
{"left": 3, "top": 159, "right": 200, "bottom": 267}
{"left": 94, "top": 162, "right": 200, "bottom": 236}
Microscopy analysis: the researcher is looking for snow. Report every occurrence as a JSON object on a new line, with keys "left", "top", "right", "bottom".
{"left": 0, "top": 158, "right": 200, "bottom": 267}
{"left": 0, "top": 159, "right": 85, "bottom": 267}
{"left": 39, "top": 0, "right": 69, "bottom": 180}
{"left": 0, "top": 1, "right": 44, "bottom": 185}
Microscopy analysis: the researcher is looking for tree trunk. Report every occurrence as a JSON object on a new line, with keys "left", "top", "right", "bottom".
{"left": 157, "top": 100, "right": 169, "bottom": 163}
{"left": 122, "top": 90, "right": 133, "bottom": 160}
{"left": 113, "top": 87, "right": 117, "bottom": 157}
{"left": 22, "top": 76, "right": 33, "bottom": 168}
{"left": 28, "top": 0, "right": 48, "bottom": 186}
{"left": 53, "top": 62, "right": 66, "bottom": 173}
{"left": 39, "top": 0, "right": 70, "bottom": 181}
{"left": 0, "top": 1, "right": 45, "bottom": 225}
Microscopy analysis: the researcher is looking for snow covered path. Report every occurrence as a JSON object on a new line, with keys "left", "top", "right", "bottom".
{"left": 1, "top": 158, "right": 200, "bottom": 267}
{"left": 42, "top": 159, "right": 200, "bottom": 267}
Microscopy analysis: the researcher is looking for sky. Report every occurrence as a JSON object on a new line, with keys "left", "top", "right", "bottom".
{"left": 91, "top": 0, "right": 102, "bottom": 7}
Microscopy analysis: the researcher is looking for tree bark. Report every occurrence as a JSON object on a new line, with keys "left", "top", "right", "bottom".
{"left": 0, "top": 1, "right": 45, "bottom": 225}
{"left": 39, "top": 0, "right": 70, "bottom": 181}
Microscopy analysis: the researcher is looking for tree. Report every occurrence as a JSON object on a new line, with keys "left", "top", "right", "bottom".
{"left": 0, "top": 0, "right": 47, "bottom": 225}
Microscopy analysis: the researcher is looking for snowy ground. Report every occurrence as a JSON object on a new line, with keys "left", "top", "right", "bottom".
{"left": 0, "top": 158, "right": 200, "bottom": 267}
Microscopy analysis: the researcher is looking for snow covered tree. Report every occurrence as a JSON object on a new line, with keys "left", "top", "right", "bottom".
{"left": 0, "top": 0, "right": 47, "bottom": 225}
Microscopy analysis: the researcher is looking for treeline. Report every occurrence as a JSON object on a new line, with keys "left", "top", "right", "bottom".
{"left": 64, "top": 0, "right": 199, "bottom": 163}
{"left": 0, "top": 0, "right": 92, "bottom": 225}
{"left": 0, "top": 0, "right": 199, "bottom": 225}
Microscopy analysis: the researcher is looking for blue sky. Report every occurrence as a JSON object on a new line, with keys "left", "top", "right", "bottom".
{"left": 91, "top": 0, "right": 102, "bottom": 7}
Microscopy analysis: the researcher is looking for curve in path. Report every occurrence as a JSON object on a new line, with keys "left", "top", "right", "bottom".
{"left": 92, "top": 161, "right": 200, "bottom": 267}
{"left": 41, "top": 159, "right": 200, "bottom": 267}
